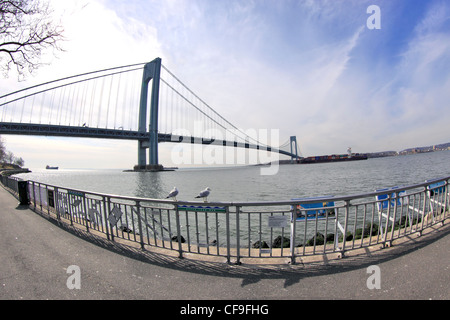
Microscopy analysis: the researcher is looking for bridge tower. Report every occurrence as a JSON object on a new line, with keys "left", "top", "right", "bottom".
{"left": 290, "top": 136, "right": 299, "bottom": 163}
{"left": 136, "top": 58, "right": 163, "bottom": 171}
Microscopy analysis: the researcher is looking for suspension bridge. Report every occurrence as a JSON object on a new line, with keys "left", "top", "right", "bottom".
{"left": 0, "top": 58, "right": 300, "bottom": 170}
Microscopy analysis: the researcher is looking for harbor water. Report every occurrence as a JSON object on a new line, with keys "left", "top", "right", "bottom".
{"left": 10, "top": 150, "right": 449, "bottom": 250}
{"left": 15, "top": 150, "right": 450, "bottom": 203}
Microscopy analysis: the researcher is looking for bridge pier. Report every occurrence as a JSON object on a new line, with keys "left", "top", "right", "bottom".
{"left": 290, "top": 136, "right": 299, "bottom": 163}
{"left": 132, "top": 164, "right": 167, "bottom": 172}
{"left": 135, "top": 58, "right": 167, "bottom": 171}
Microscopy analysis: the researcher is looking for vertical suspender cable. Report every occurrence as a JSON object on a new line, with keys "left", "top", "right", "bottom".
{"left": 79, "top": 80, "right": 88, "bottom": 126}
{"left": 89, "top": 80, "right": 97, "bottom": 127}
{"left": 38, "top": 90, "right": 46, "bottom": 124}
{"left": 170, "top": 83, "right": 174, "bottom": 134}
{"left": 49, "top": 87, "right": 56, "bottom": 124}
{"left": 97, "top": 76, "right": 106, "bottom": 128}
{"left": 19, "top": 95, "right": 26, "bottom": 123}
{"left": 57, "top": 85, "right": 65, "bottom": 125}
{"left": 68, "top": 81, "right": 77, "bottom": 125}
{"left": 30, "top": 95, "right": 36, "bottom": 123}
{"left": 63, "top": 83, "right": 72, "bottom": 125}
{"left": 121, "top": 71, "right": 129, "bottom": 130}
{"left": 114, "top": 71, "right": 122, "bottom": 129}
{"left": 105, "top": 75, "right": 114, "bottom": 128}
{"left": 72, "top": 81, "right": 81, "bottom": 126}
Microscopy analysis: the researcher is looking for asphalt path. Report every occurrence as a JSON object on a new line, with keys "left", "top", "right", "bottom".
{"left": 1, "top": 185, "right": 449, "bottom": 306}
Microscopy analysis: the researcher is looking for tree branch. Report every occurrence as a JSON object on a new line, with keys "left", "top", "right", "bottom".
{"left": 0, "top": 0, "right": 64, "bottom": 79}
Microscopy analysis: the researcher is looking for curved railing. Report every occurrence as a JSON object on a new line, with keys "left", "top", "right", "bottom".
{"left": 1, "top": 174, "right": 449, "bottom": 264}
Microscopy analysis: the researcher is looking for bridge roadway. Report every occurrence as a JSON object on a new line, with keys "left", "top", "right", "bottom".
{"left": 0, "top": 186, "right": 448, "bottom": 304}
{"left": 0, "top": 121, "right": 297, "bottom": 158}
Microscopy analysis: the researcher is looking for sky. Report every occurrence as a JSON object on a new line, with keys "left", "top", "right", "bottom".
{"left": 1, "top": 0, "right": 450, "bottom": 169}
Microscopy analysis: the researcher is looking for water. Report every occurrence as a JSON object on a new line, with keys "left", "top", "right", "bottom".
{"left": 15, "top": 150, "right": 449, "bottom": 203}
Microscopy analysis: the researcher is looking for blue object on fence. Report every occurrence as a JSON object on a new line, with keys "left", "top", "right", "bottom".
{"left": 375, "top": 187, "right": 406, "bottom": 210}
{"left": 427, "top": 181, "right": 446, "bottom": 195}
{"left": 291, "top": 196, "right": 335, "bottom": 221}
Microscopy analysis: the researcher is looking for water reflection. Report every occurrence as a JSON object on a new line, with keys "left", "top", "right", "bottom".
{"left": 134, "top": 172, "right": 166, "bottom": 199}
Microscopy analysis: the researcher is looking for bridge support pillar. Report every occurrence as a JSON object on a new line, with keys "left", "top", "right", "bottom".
{"left": 136, "top": 57, "right": 163, "bottom": 171}
{"left": 290, "top": 136, "right": 299, "bottom": 163}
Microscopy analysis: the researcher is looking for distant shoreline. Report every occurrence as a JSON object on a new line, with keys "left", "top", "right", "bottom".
{"left": 0, "top": 165, "right": 31, "bottom": 176}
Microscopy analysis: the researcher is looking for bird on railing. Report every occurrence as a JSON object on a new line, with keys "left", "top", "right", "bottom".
{"left": 166, "top": 187, "right": 179, "bottom": 201}
{"left": 195, "top": 187, "right": 211, "bottom": 202}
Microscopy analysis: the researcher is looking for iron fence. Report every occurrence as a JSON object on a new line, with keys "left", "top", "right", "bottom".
{"left": 1, "top": 174, "right": 448, "bottom": 264}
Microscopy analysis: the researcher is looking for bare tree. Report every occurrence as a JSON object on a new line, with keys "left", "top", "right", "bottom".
{"left": 0, "top": 136, "right": 25, "bottom": 167}
{"left": 0, "top": 136, "right": 5, "bottom": 161}
{"left": 0, "top": 0, "right": 64, "bottom": 79}
{"left": 13, "top": 155, "right": 24, "bottom": 166}
{"left": 4, "top": 150, "right": 14, "bottom": 163}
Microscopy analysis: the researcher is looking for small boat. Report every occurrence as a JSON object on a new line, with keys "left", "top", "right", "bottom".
{"left": 46, "top": 165, "right": 59, "bottom": 170}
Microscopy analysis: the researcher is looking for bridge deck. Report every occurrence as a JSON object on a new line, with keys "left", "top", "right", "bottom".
{"left": 0, "top": 122, "right": 297, "bottom": 158}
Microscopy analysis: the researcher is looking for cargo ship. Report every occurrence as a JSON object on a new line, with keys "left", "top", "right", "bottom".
{"left": 278, "top": 147, "right": 364, "bottom": 164}
{"left": 267, "top": 148, "right": 368, "bottom": 166}
{"left": 299, "top": 153, "right": 368, "bottom": 164}
{"left": 298, "top": 147, "right": 367, "bottom": 164}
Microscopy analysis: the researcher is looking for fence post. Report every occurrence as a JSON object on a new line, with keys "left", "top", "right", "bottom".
{"left": 235, "top": 206, "right": 241, "bottom": 265}
{"left": 389, "top": 191, "right": 399, "bottom": 244}
{"left": 54, "top": 187, "right": 60, "bottom": 220}
{"left": 290, "top": 204, "right": 297, "bottom": 265}
{"left": 444, "top": 180, "right": 449, "bottom": 223}
{"left": 31, "top": 181, "right": 36, "bottom": 210}
{"left": 136, "top": 201, "right": 145, "bottom": 250}
{"left": 175, "top": 204, "right": 183, "bottom": 259}
{"left": 43, "top": 185, "right": 48, "bottom": 214}
{"left": 341, "top": 200, "right": 350, "bottom": 257}
{"left": 68, "top": 193, "right": 74, "bottom": 226}
{"left": 226, "top": 206, "right": 231, "bottom": 264}
{"left": 37, "top": 183, "right": 43, "bottom": 212}
{"left": 102, "top": 196, "right": 112, "bottom": 241}
{"left": 82, "top": 195, "right": 89, "bottom": 232}
{"left": 420, "top": 187, "right": 427, "bottom": 233}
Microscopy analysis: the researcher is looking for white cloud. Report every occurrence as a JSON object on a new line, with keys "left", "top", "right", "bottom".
{"left": 287, "top": 1, "right": 450, "bottom": 155}
{"left": 35, "top": 0, "right": 162, "bottom": 79}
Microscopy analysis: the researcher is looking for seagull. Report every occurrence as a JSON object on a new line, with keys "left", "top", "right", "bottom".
{"left": 195, "top": 187, "right": 211, "bottom": 202}
{"left": 166, "top": 187, "right": 178, "bottom": 201}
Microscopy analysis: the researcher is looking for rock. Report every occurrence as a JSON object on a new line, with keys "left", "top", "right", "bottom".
{"left": 306, "top": 232, "right": 324, "bottom": 246}
{"left": 119, "top": 225, "right": 133, "bottom": 233}
{"left": 339, "top": 231, "right": 353, "bottom": 242}
{"left": 355, "top": 223, "right": 379, "bottom": 239}
{"left": 171, "top": 235, "right": 186, "bottom": 243}
{"left": 326, "top": 233, "right": 335, "bottom": 243}
{"left": 367, "top": 223, "right": 379, "bottom": 236}
{"left": 252, "top": 240, "right": 269, "bottom": 248}
{"left": 272, "top": 236, "right": 290, "bottom": 248}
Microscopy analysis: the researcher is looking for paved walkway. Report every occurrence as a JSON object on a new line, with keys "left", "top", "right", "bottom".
{"left": 0, "top": 185, "right": 449, "bottom": 303}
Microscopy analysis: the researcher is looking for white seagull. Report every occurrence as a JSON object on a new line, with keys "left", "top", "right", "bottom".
{"left": 195, "top": 187, "right": 211, "bottom": 202}
{"left": 166, "top": 187, "right": 179, "bottom": 201}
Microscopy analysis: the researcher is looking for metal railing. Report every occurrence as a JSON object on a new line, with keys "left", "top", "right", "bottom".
{"left": 1, "top": 174, "right": 449, "bottom": 264}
